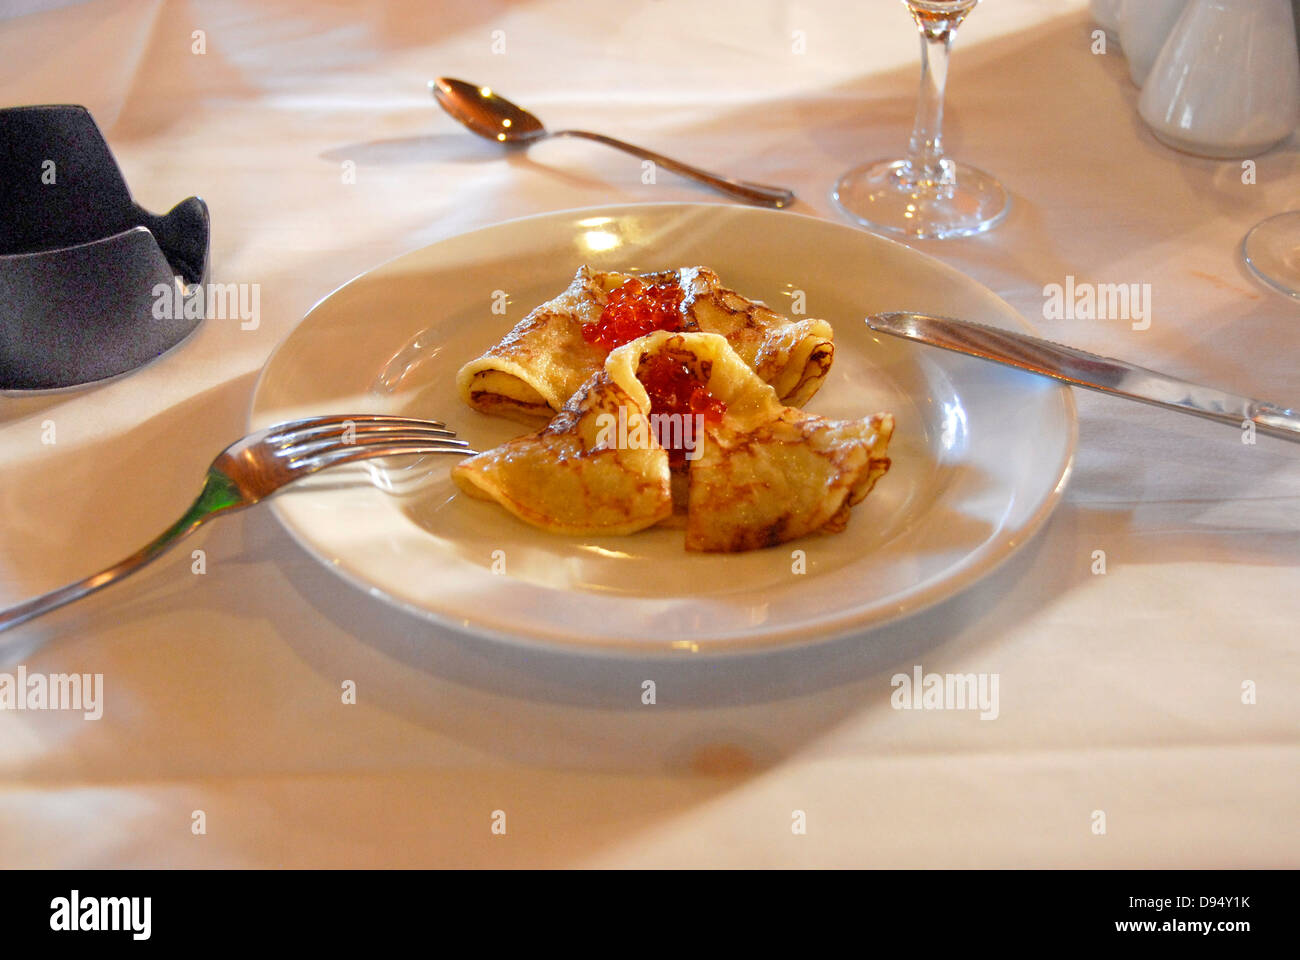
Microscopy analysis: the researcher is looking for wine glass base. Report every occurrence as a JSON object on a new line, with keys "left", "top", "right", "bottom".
{"left": 1243, "top": 212, "right": 1300, "bottom": 301}
{"left": 832, "top": 159, "right": 1009, "bottom": 240}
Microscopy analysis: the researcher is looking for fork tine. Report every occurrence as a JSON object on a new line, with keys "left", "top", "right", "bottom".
{"left": 279, "top": 428, "right": 460, "bottom": 458}
{"left": 284, "top": 420, "right": 456, "bottom": 441}
{"left": 287, "top": 434, "right": 472, "bottom": 456}
{"left": 264, "top": 415, "right": 449, "bottom": 444}
{"left": 286, "top": 440, "right": 476, "bottom": 474}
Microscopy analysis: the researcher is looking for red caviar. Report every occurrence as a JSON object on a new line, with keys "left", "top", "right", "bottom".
{"left": 581, "top": 277, "right": 685, "bottom": 351}
{"left": 638, "top": 353, "right": 727, "bottom": 467}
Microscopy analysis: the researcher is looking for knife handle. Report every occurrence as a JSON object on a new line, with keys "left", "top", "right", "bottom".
{"left": 1252, "top": 401, "right": 1300, "bottom": 443}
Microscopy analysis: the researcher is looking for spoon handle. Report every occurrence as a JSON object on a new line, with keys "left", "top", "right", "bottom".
{"left": 552, "top": 129, "right": 795, "bottom": 208}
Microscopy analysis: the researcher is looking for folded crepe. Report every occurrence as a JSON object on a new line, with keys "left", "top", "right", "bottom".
{"left": 456, "top": 265, "right": 835, "bottom": 424}
{"left": 607, "top": 332, "right": 892, "bottom": 552}
{"left": 453, "top": 331, "right": 891, "bottom": 552}
{"left": 451, "top": 368, "right": 673, "bottom": 537}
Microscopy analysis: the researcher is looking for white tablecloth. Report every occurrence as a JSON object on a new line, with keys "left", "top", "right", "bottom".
{"left": 1, "top": 0, "right": 1296, "bottom": 868}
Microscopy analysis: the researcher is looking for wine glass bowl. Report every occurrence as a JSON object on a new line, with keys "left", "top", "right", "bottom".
{"left": 1243, "top": 212, "right": 1300, "bottom": 301}
{"left": 833, "top": 0, "right": 1009, "bottom": 239}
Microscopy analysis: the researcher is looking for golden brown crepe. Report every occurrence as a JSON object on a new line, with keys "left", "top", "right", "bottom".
{"left": 454, "top": 330, "right": 892, "bottom": 552}
{"left": 607, "top": 332, "right": 892, "bottom": 552}
{"left": 660, "top": 267, "right": 835, "bottom": 408}
{"left": 456, "top": 265, "right": 835, "bottom": 424}
{"left": 451, "top": 369, "right": 673, "bottom": 537}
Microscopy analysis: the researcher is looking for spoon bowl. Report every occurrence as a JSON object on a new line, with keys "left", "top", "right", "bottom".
{"left": 431, "top": 78, "right": 547, "bottom": 144}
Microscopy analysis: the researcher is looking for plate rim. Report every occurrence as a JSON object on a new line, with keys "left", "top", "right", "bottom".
{"left": 249, "top": 201, "right": 1078, "bottom": 657}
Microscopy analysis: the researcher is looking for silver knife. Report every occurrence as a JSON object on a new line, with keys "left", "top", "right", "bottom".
{"left": 867, "top": 312, "right": 1300, "bottom": 444}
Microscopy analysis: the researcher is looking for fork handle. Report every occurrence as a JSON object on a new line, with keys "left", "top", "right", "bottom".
{"left": 0, "top": 472, "right": 242, "bottom": 635}
{"left": 550, "top": 129, "right": 796, "bottom": 208}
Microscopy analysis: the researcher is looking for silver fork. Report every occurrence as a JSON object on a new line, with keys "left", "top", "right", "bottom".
{"left": 0, "top": 415, "right": 474, "bottom": 634}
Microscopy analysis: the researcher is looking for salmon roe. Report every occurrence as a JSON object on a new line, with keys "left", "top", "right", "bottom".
{"left": 638, "top": 354, "right": 727, "bottom": 467}
{"left": 581, "top": 277, "right": 685, "bottom": 351}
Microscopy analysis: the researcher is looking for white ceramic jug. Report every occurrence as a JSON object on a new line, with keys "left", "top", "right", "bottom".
{"left": 1139, "top": 0, "right": 1300, "bottom": 158}
{"left": 1118, "top": 0, "right": 1191, "bottom": 86}
{"left": 1090, "top": 0, "right": 1123, "bottom": 42}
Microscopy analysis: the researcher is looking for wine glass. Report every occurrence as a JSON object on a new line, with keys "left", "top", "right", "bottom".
{"left": 1243, "top": 212, "right": 1300, "bottom": 301}
{"left": 833, "top": 0, "right": 1009, "bottom": 239}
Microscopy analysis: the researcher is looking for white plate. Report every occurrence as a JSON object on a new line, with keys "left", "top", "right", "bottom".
{"left": 250, "top": 203, "right": 1076, "bottom": 655}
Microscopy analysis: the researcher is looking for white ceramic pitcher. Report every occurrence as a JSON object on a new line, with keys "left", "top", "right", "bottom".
{"left": 1118, "top": 0, "right": 1191, "bottom": 86}
{"left": 1139, "top": 0, "right": 1300, "bottom": 158}
{"left": 1090, "top": 0, "right": 1123, "bottom": 42}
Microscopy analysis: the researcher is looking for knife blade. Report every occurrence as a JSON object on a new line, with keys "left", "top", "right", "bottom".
{"left": 866, "top": 312, "right": 1300, "bottom": 444}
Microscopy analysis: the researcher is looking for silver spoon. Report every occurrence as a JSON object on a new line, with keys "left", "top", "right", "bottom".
{"left": 430, "top": 77, "right": 795, "bottom": 208}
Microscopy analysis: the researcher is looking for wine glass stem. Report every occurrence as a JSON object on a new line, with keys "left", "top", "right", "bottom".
{"left": 905, "top": 25, "right": 956, "bottom": 186}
